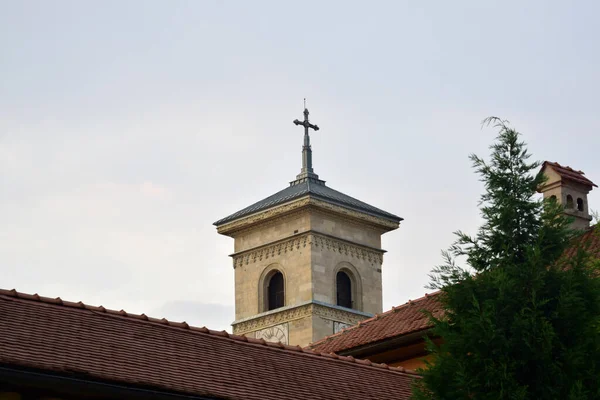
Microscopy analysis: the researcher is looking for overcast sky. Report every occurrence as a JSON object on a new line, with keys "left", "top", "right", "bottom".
{"left": 2, "top": 1, "right": 599, "bottom": 332}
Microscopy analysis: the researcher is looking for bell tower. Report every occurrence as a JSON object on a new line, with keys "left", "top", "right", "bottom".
{"left": 539, "top": 161, "right": 597, "bottom": 230}
{"left": 214, "top": 107, "right": 402, "bottom": 347}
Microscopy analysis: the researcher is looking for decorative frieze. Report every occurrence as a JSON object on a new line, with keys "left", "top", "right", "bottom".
{"left": 312, "top": 302, "right": 369, "bottom": 326}
{"left": 255, "top": 323, "right": 289, "bottom": 344}
{"left": 233, "top": 303, "right": 312, "bottom": 334}
{"left": 233, "top": 234, "right": 311, "bottom": 268}
{"left": 232, "top": 232, "right": 384, "bottom": 268}
{"left": 311, "top": 234, "right": 383, "bottom": 265}
{"left": 232, "top": 301, "right": 369, "bottom": 335}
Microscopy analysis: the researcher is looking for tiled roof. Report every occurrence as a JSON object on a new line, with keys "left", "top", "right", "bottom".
{"left": 0, "top": 288, "right": 417, "bottom": 400}
{"left": 214, "top": 178, "right": 402, "bottom": 226}
{"left": 563, "top": 224, "right": 600, "bottom": 260}
{"left": 308, "top": 292, "right": 444, "bottom": 354}
{"left": 308, "top": 226, "right": 600, "bottom": 355}
{"left": 542, "top": 161, "right": 598, "bottom": 188}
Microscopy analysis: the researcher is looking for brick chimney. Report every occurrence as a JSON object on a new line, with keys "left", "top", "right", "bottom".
{"left": 538, "top": 161, "right": 597, "bottom": 230}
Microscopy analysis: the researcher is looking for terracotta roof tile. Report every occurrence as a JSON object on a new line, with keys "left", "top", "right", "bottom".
{"left": 308, "top": 292, "right": 444, "bottom": 354}
{"left": 562, "top": 224, "right": 600, "bottom": 260}
{"left": 0, "top": 288, "right": 417, "bottom": 400}
{"left": 541, "top": 161, "right": 597, "bottom": 188}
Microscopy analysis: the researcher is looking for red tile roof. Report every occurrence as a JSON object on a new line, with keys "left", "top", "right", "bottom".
{"left": 0, "top": 288, "right": 417, "bottom": 400}
{"left": 309, "top": 225, "right": 600, "bottom": 355}
{"left": 541, "top": 161, "right": 598, "bottom": 188}
{"left": 308, "top": 292, "right": 443, "bottom": 354}
{"left": 563, "top": 224, "right": 600, "bottom": 260}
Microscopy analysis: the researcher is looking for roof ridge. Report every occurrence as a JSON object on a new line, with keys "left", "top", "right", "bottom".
{"left": 542, "top": 161, "right": 597, "bottom": 187}
{"left": 0, "top": 288, "right": 419, "bottom": 377}
{"left": 551, "top": 161, "right": 585, "bottom": 174}
{"left": 307, "top": 291, "right": 441, "bottom": 349}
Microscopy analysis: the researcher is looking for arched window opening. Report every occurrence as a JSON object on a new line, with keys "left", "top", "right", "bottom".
{"left": 577, "top": 198, "right": 584, "bottom": 212}
{"left": 549, "top": 195, "right": 557, "bottom": 202}
{"left": 566, "top": 195, "right": 574, "bottom": 209}
{"left": 336, "top": 271, "right": 353, "bottom": 309}
{"left": 267, "top": 271, "right": 284, "bottom": 311}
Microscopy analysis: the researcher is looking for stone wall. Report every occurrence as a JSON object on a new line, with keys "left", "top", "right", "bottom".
{"left": 229, "top": 203, "right": 394, "bottom": 346}
{"left": 234, "top": 241, "right": 311, "bottom": 320}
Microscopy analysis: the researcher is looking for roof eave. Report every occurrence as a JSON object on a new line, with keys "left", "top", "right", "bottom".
{"left": 214, "top": 195, "right": 403, "bottom": 228}
{"left": 0, "top": 365, "right": 217, "bottom": 400}
{"left": 338, "top": 328, "right": 434, "bottom": 358}
{"left": 541, "top": 162, "right": 597, "bottom": 188}
{"left": 216, "top": 196, "right": 401, "bottom": 237}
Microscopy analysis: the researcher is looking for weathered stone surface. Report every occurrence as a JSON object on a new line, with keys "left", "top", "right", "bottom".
{"left": 222, "top": 203, "right": 398, "bottom": 347}
{"left": 218, "top": 174, "right": 400, "bottom": 347}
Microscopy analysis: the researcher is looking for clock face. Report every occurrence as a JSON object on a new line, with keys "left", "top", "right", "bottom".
{"left": 255, "top": 323, "right": 289, "bottom": 344}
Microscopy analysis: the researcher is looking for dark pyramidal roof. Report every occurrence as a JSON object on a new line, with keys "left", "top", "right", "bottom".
{"left": 214, "top": 177, "right": 402, "bottom": 226}
{"left": 214, "top": 107, "right": 401, "bottom": 226}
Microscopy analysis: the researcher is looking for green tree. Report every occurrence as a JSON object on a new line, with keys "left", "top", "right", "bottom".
{"left": 413, "top": 118, "right": 600, "bottom": 400}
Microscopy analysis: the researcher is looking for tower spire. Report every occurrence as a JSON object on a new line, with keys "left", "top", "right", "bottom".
{"left": 293, "top": 103, "right": 320, "bottom": 181}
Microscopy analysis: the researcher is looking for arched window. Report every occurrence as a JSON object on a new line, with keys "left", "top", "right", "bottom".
{"left": 577, "top": 198, "right": 584, "bottom": 211}
{"left": 267, "top": 271, "right": 284, "bottom": 311}
{"left": 549, "top": 195, "right": 557, "bottom": 202}
{"left": 566, "top": 195, "right": 574, "bottom": 209}
{"left": 336, "top": 271, "right": 353, "bottom": 309}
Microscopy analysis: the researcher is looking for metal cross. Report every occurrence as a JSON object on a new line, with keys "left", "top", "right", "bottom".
{"left": 292, "top": 103, "right": 319, "bottom": 176}
{"left": 293, "top": 108, "right": 319, "bottom": 133}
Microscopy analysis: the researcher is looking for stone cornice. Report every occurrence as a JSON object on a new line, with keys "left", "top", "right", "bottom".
{"left": 229, "top": 206, "right": 385, "bottom": 240}
{"left": 539, "top": 179, "right": 592, "bottom": 193}
{"left": 232, "top": 300, "right": 371, "bottom": 335}
{"left": 310, "top": 198, "right": 399, "bottom": 231}
{"left": 231, "top": 231, "right": 385, "bottom": 268}
{"left": 216, "top": 196, "right": 399, "bottom": 237}
{"left": 217, "top": 198, "right": 310, "bottom": 236}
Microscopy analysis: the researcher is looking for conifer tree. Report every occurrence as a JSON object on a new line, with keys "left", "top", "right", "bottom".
{"left": 413, "top": 118, "right": 600, "bottom": 400}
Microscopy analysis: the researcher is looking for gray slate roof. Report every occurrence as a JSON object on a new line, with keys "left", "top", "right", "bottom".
{"left": 214, "top": 178, "right": 402, "bottom": 226}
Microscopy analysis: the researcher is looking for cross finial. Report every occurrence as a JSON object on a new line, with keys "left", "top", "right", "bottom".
{"left": 292, "top": 103, "right": 320, "bottom": 181}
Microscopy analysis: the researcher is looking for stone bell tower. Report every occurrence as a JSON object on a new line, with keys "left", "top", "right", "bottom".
{"left": 538, "top": 161, "right": 597, "bottom": 230}
{"left": 214, "top": 107, "right": 402, "bottom": 347}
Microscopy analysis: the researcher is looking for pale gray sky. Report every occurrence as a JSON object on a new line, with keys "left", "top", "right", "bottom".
{"left": 1, "top": 1, "right": 599, "bottom": 331}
